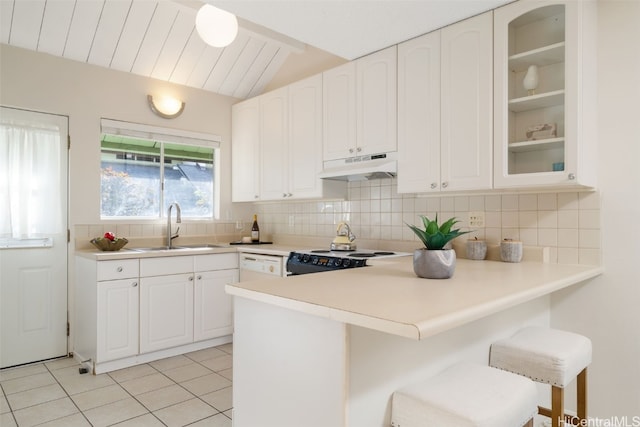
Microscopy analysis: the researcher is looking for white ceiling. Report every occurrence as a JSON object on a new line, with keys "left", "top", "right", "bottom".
{"left": 210, "top": 0, "right": 513, "bottom": 60}
{"left": 1, "top": 0, "right": 512, "bottom": 99}
{"left": 0, "top": 0, "right": 305, "bottom": 99}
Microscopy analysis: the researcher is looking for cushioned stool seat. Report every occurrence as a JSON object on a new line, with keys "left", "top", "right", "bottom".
{"left": 490, "top": 327, "right": 592, "bottom": 427}
{"left": 391, "top": 363, "right": 537, "bottom": 427}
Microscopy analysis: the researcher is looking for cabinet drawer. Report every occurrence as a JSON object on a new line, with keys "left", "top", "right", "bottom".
{"left": 97, "top": 259, "right": 139, "bottom": 281}
{"left": 140, "top": 256, "right": 193, "bottom": 277}
{"left": 194, "top": 253, "right": 239, "bottom": 271}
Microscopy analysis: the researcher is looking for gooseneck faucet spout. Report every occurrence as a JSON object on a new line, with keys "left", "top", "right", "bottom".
{"left": 167, "top": 202, "right": 182, "bottom": 248}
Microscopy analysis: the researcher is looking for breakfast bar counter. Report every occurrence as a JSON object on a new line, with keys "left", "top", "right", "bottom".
{"left": 225, "top": 258, "right": 602, "bottom": 427}
{"left": 226, "top": 258, "right": 602, "bottom": 340}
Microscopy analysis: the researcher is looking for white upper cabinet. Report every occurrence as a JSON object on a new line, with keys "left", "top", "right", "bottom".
{"left": 323, "top": 46, "right": 397, "bottom": 161}
{"left": 260, "top": 86, "right": 289, "bottom": 200}
{"left": 493, "top": 0, "right": 597, "bottom": 188}
{"left": 397, "top": 31, "right": 441, "bottom": 194}
{"left": 357, "top": 46, "right": 398, "bottom": 157}
{"left": 288, "top": 74, "right": 327, "bottom": 199}
{"left": 232, "top": 75, "right": 346, "bottom": 202}
{"left": 232, "top": 98, "right": 260, "bottom": 202}
{"left": 323, "top": 61, "right": 357, "bottom": 161}
{"left": 398, "top": 12, "right": 493, "bottom": 193}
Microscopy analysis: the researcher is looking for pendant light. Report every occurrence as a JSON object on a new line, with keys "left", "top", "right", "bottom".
{"left": 195, "top": 4, "right": 238, "bottom": 48}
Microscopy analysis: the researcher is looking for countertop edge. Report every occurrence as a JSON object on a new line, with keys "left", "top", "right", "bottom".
{"left": 225, "top": 285, "right": 421, "bottom": 340}
{"left": 413, "top": 266, "right": 603, "bottom": 339}
{"left": 226, "top": 264, "right": 603, "bottom": 341}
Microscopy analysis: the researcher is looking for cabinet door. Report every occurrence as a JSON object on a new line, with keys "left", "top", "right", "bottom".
{"left": 140, "top": 274, "right": 193, "bottom": 353}
{"left": 493, "top": 0, "right": 596, "bottom": 188}
{"left": 289, "top": 74, "right": 323, "bottom": 199}
{"left": 357, "top": 45, "right": 397, "bottom": 156}
{"left": 232, "top": 98, "right": 260, "bottom": 202}
{"left": 194, "top": 269, "right": 238, "bottom": 341}
{"left": 260, "top": 86, "right": 289, "bottom": 200}
{"left": 97, "top": 279, "right": 139, "bottom": 362}
{"left": 323, "top": 61, "right": 357, "bottom": 161}
{"left": 397, "top": 31, "right": 441, "bottom": 194}
{"left": 441, "top": 12, "right": 493, "bottom": 191}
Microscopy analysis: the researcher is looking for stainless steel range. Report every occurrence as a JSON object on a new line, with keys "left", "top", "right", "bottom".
{"left": 286, "top": 249, "right": 410, "bottom": 275}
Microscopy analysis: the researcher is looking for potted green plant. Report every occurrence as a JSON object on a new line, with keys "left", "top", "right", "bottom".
{"left": 406, "top": 215, "right": 470, "bottom": 279}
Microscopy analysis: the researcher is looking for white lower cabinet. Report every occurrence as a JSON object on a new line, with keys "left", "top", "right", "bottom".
{"left": 139, "top": 273, "right": 194, "bottom": 354}
{"left": 96, "top": 278, "right": 139, "bottom": 362}
{"left": 75, "top": 252, "right": 238, "bottom": 373}
{"left": 194, "top": 269, "right": 238, "bottom": 341}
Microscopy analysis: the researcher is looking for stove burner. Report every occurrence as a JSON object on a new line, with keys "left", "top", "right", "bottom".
{"left": 348, "top": 251, "right": 397, "bottom": 258}
{"left": 309, "top": 250, "right": 398, "bottom": 257}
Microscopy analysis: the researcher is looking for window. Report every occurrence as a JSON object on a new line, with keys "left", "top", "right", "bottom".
{"left": 100, "top": 119, "right": 221, "bottom": 220}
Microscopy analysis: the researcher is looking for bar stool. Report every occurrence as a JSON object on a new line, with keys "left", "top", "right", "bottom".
{"left": 391, "top": 362, "right": 538, "bottom": 427}
{"left": 489, "top": 327, "right": 592, "bottom": 427}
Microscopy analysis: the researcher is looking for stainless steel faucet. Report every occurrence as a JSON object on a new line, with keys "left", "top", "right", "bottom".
{"left": 167, "top": 202, "right": 182, "bottom": 248}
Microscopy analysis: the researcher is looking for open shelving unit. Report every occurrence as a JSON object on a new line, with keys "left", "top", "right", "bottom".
{"left": 505, "top": 4, "right": 566, "bottom": 175}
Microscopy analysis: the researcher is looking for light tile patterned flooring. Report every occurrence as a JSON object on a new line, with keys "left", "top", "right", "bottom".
{"left": 0, "top": 344, "right": 233, "bottom": 427}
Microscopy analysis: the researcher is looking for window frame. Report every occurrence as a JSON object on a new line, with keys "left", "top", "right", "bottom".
{"left": 99, "top": 119, "right": 222, "bottom": 221}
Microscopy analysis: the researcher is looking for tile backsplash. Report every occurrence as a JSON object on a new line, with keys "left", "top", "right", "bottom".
{"left": 75, "top": 178, "right": 601, "bottom": 265}
{"left": 255, "top": 178, "right": 601, "bottom": 265}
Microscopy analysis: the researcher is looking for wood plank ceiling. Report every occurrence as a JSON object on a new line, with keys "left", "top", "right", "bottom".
{"left": 0, "top": 0, "right": 305, "bottom": 99}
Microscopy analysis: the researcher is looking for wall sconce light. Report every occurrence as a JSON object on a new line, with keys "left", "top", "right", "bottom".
{"left": 147, "top": 95, "right": 185, "bottom": 119}
{"left": 195, "top": 4, "right": 238, "bottom": 48}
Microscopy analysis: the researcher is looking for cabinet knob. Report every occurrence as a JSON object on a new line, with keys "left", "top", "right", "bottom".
{"left": 287, "top": 193, "right": 293, "bottom": 197}
{"left": 568, "top": 173, "right": 576, "bottom": 180}
{"left": 188, "top": 276, "right": 194, "bottom": 281}
{"left": 132, "top": 282, "right": 138, "bottom": 287}
{"left": 441, "top": 182, "right": 448, "bottom": 189}
{"left": 356, "top": 147, "right": 362, "bottom": 152}
{"left": 117, "top": 266, "right": 123, "bottom": 272}
{"left": 197, "top": 275, "right": 202, "bottom": 280}
{"left": 349, "top": 148, "right": 354, "bottom": 154}
{"left": 430, "top": 182, "right": 438, "bottom": 189}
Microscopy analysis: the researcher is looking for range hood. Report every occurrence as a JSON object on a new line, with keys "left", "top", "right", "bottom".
{"left": 318, "top": 152, "right": 397, "bottom": 182}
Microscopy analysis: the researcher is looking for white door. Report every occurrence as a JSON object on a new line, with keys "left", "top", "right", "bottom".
{"left": 0, "top": 107, "right": 69, "bottom": 368}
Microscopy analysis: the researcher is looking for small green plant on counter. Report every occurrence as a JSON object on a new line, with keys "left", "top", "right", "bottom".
{"left": 406, "top": 214, "right": 471, "bottom": 250}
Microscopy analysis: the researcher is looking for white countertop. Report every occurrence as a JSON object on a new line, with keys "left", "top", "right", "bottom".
{"left": 226, "top": 257, "right": 603, "bottom": 340}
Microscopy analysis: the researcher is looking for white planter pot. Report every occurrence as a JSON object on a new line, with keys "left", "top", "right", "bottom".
{"left": 413, "top": 249, "right": 457, "bottom": 279}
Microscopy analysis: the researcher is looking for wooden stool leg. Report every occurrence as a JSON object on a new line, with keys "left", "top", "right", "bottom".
{"left": 524, "top": 419, "right": 534, "bottom": 427}
{"left": 577, "top": 368, "right": 588, "bottom": 421}
{"left": 552, "top": 385, "right": 564, "bottom": 427}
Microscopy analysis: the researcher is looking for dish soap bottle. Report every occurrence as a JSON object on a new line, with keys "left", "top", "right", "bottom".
{"left": 251, "top": 214, "right": 260, "bottom": 243}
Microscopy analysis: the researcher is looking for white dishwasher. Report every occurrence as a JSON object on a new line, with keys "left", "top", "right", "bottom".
{"left": 239, "top": 253, "right": 288, "bottom": 281}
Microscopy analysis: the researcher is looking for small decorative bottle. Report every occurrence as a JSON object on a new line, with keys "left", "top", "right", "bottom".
{"left": 523, "top": 65, "right": 539, "bottom": 96}
{"left": 251, "top": 214, "right": 260, "bottom": 243}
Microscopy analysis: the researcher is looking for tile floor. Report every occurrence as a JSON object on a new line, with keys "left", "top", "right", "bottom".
{"left": 0, "top": 344, "right": 233, "bottom": 427}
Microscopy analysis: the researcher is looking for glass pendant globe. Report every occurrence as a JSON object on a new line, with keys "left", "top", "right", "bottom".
{"left": 196, "top": 4, "right": 238, "bottom": 48}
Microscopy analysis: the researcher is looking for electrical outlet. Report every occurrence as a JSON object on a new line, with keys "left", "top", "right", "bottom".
{"left": 468, "top": 211, "right": 485, "bottom": 228}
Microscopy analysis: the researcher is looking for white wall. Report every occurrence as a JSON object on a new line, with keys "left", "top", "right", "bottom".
{"left": 0, "top": 43, "right": 240, "bottom": 227}
{"left": 551, "top": 0, "right": 640, "bottom": 417}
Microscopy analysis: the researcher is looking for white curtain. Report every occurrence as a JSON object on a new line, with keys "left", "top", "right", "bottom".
{"left": 0, "top": 120, "right": 63, "bottom": 239}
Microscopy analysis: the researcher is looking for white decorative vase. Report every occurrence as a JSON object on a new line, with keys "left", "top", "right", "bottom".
{"left": 500, "top": 240, "right": 523, "bottom": 263}
{"left": 466, "top": 239, "right": 487, "bottom": 260}
{"left": 413, "top": 249, "right": 456, "bottom": 279}
{"left": 523, "top": 65, "right": 539, "bottom": 95}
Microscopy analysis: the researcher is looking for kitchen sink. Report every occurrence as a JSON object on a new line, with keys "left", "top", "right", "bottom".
{"left": 129, "top": 244, "right": 228, "bottom": 252}
{"left": 175, "top": 244, "right": 229, "bottom": 249}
